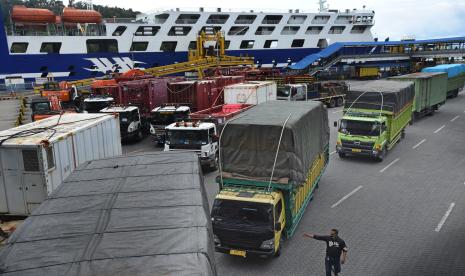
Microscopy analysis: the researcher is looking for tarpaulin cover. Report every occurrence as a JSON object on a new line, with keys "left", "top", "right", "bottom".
{"left": 220, "top": 101, "right": 329, "bottom": 184}
{"left": 344, "top": 80, "right": 415, "bottom": 113}
{"left": 0, "top": 152, "right": 216, "bottom": 276}
{"left": 422, "top": 64, "right": 465, "bottom": 78}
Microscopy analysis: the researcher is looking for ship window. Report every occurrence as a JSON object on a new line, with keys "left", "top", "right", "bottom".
{"left": 228, "top": 26, "right": 249, "bottom": 36}
{"left": 287, "top": 15, "right": 307, "bottom": 24}
{"left": 160, "top": 41, "right": 177, "bottom": 52}
{"left": 207, "top": 14, "right": 230, "bottom": 24}
{"left": 200, "top": 26, "right": 222, "bottom": 34}
{"left": 175, "top": 14, "right": 200, "bottom": 24}
{"left": 154, "top": 13, "right": 169, "bottom": 24}
{"left": 112, "top": 26, "right": 127, "bottom": 36}
{"left": 312, "top": 15, "right": 330, "bottom": 24}
{"left": 291, "top": 39, "right": 305, "bottom": 48}
{"left": 235, "top": 15, "right": 256, "bottom": 24}
{"left": 130, "top": 42, "right": 149, "bottom": 51}
{"left": 86, "top": 39, "right": 118, "bottom": 53}
{"left": 329, "top": 26, "right": 346, "bottom": 34}
{"left": 135, "top": 26, "right": 160, "bottom": 36}
{"left": 240, "top": 40, "right": 255, "bottom": 49}
{"left": 306, "top": 26, "right": 323, "bottom": 35}
{"left": 168, "top": 26, "right": 192, "bottom": 36}
{"left": 264, "top": 40, "right": 278, "bottom": 49}
{"left": 255, "top": 26, "right": 275, "bottom": 35}
{"left": 224, "top": 40, "right": 231, "bottom": 49}
{"left": 281, "top": 26, "right": 300, "bottom": 35}
{"left": 10, "top": 42, "right": 28, "bottom": 53}
{"left": 188, "top": 41, "right": 197, "bottom": 50}
{"left": 46, "top": 146, "right": 55, "bottom": 170}
{"left": 40, "top": 42, "right": 62, "bottom": 54}
{"left": 22, "top": 149, "right": 40, "bottom": 172}
{"left": 335, "top": 15, "right": 352, "bottom": 24}
{"left": 262, "top": 15, "right": 282, "bottom": 24}
{"left": 351, "top": 26, "right": 367, "bottom": 34}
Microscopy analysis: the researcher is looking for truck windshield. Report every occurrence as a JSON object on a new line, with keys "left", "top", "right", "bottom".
{"left": 84, "top": 100, "right": 112, "bottom": 113}
{"left": 167, "top": 130, "right": 209, "bottom": 146}
{"left": 32, "top": 102, "right": 50, "bottom": 113}
{"left": 277, "top": 87, "right": 291, "bottom": 98}
{"left": 212, "top": 199, "right": 273, "bottom": 226}
{"left": 151, "top": 111, "right": 188, "bottom": 125}
{"left": 340, "top": 119, "right": 381, "bottom": 136}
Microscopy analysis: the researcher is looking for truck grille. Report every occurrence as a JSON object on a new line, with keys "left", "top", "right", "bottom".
{"left": 217, "top": 229, "right": 268, "bottom": 250}
{"left": 341, "top": 139, "right": 374, "bottom": 150}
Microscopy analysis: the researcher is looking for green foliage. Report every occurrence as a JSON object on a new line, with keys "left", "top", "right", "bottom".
{"left": 1, "top": 0, "right": 140, "bottom": 24}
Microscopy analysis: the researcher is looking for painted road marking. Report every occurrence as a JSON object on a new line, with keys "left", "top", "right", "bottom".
{"left": 379, "top": 158, "right": 400, "bottom": 173}
{"left": 331, "top": 185, "right": 363, "bottom": 208}
{"left": 332, "top": 109, "right": 343, "bottom": 114}
{"left": 434, "top": 125, "right": 445, "bottom": 134}
{"left": 412, "top": 139, "right": 426, "bottom": 150}
{"left": 435, "top": 203, "right": 456, "bottom": 232}
{"left": 451, "top": 115, "right": 460, "bottom": 122}
{"left": 330, "top": 150, "right": 337, "bottom": 155}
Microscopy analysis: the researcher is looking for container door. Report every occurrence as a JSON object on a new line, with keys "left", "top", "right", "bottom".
{"left": 21, "top": 148, "right": 47, "bottom": 214}
{"left": 1, "top": 149, "right": 27, "bottom": 215}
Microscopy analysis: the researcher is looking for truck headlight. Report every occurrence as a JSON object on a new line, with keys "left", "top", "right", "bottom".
{"left": 260, "top": 238, "right": 274, "bottom": 250}
{"left": 150, "top": 126, "right": 155, "bottom": 134}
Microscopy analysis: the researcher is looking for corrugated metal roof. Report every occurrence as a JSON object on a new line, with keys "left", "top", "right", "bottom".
{"left": 0, "top": 113, "right": 114, "bottom": 146}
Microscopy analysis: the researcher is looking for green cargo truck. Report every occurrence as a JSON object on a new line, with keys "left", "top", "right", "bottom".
{"left": 389, "top": 72, "right": 447, "bottom": 119}
{"left": 212, "top": 101, "right": 329, "bottom": 258}
{"left": 335, "top": 80, "right": 415, "bottom": 161}
{"left": 422, "top": 64, "right": 465, "bottom": 98}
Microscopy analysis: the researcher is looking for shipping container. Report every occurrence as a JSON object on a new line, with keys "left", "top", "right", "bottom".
{"left": 389, "top": 72, "right": 447, "bottom": 118}
{"left": 167, "top": 80, "right": 221, "bottom": 111}
{"left": 351, "top": 66, "right": 380, "bottom": 79}
{"left": 224, "top": 81, "right": 277, "bottom": 105}
{"left": 0, "top": 151, "right": 217, "bottom": 275}
{"left": 422, "top": 64, "right": 465, "bottom": 98}
{"left": 190, "top": 103, "right": 254, "bottom": 125}
{"left": 0, "top": 113, "right": 122, "bottom": 216}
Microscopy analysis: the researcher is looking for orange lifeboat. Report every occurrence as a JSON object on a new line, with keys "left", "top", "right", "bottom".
{"left": 62, "top": 7, "right": 102, "bottom": 24}
{"left": 11, "top": 5, "right": 56, "bottom": 23}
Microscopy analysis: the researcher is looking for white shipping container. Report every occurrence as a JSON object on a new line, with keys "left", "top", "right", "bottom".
{"left": 224, "top": 81, "right": 277, "bottom": 105}
{"left": 0, "top": 113, "right": 122, "bottom": 216}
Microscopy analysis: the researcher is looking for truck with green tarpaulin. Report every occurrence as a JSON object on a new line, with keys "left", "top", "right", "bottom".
{"left": 389, "top": 72, "right": 447, "bottom": 119}
{"left": 211, "top": 101, "right": 329, "bottom": 258}
{"left": 422, "top": 64, "right": 465, "bottom": 98}
{"left": 335, "top": 80, "right": 415, "bottom": 161}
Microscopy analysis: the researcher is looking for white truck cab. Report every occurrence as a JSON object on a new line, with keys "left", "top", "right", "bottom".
{"left": 83, "top": 96, "right": 114, "bottom": 113}
{"left": 100, "top": 106, "right": 143, "bottom": 141}
{"left": 277, "top": 84, "right": 308, "bottom": 101}
{"left": 164, "top": 121, "right": 218, "bottom": 170}
{"left": 150, "top": 105, "right": 191, "bottom": 145}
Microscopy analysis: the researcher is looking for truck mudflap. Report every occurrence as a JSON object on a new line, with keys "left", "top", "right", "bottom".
{"left": 215, "top": 245, "right": 274, "bottom": 257}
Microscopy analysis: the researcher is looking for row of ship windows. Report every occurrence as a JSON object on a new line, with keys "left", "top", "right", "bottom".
{"left": 10, "top": 38, "right": 314, "bottom": 53}
{"left": 152, "top": 13, "right": 374, "bottom": 25}
{"left": 114, "top": 24, "right": 367, "bottom": 37}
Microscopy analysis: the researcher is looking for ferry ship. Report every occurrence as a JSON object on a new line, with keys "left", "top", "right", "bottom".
{"left": 0, "top": 3, "right": 375, "bottom": 84}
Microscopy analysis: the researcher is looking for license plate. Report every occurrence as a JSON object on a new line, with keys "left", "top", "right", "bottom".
{"left": 230, "top": 250, "right": 246, "bottom": 257}
{"left": 352, "top": 148, "right": 362, "bottom": 153}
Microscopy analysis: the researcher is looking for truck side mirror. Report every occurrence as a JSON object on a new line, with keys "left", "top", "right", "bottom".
{"left": 211, "top": 134, "right": 219, "bottom": 142}
{"left": 333, "top": 121, "right": 338, "bottom": 128}
{"left": 275, "top": 222, "right": 282, "bottom": 231}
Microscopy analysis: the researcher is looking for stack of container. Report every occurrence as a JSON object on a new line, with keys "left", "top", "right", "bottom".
{"left": 167, "top": 80, "right": 220, "bottom": 112}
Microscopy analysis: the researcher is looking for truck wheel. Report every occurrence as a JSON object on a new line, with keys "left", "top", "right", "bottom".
{"left": 136, "top": 130, "right": 143, "bottom": 141}
{"left": 336, "top": 97, "right": 344, "bottom": 107}
{"left": 376, "top": 148, "right": 386, "bottom": 162}
{"left": 401, "top": 129, "right": 406, "bottom": 139}
{"left": 329, "top": 98, "right": 336, "bottom": 108}
{"left": 338, "top": 152, "right": 346, "bottom": 158}
{"left": 210, "top": 154, "right": 219, "bottom": 171}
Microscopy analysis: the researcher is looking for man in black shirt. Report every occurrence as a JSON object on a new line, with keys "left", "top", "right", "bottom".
{"left": 304, "top": 229, "right": 348, "bottom": 276}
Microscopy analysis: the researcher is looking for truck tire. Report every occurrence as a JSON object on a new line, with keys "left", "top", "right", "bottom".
{"left": 336, "top": 97, "right": 344, "bottom": 107}
{"left": 329, "top": 98, "right": 336, "bottom": 108}
{"left": 338, "top": 152, "right": 346, "bottom": 158}
{"left": 376, "top": 148, "right": 386, "bottom": 162}
{"left": 401, "top": 129, "right": 406, "bottom": 139}
{"left": 136, "top": 130, "right": 143, "bottom": 142}
{"left": 210, "top": 154, "right": 219, "bottom": 171}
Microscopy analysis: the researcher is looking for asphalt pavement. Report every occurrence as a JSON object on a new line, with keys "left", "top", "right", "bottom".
{"left": 121, "top": 92, "right": 465, "bottom": 276}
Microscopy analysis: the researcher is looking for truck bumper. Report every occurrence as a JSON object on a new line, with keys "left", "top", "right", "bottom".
{"left": 152, "top": 134, "right": 165, "bottom": 145}
{"left": 215, "top": 245, "right": 274, "bottom": 257}
{"left": 200, "top": 156, "right": 216, "bottom": 167}
{"left": 121, "top": 131, "right": 139, "bottom": 141}
{"left": 337, "top": 146, "right": 379, "bottom": 157}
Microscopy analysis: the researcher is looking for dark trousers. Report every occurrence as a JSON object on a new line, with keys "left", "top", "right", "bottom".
{"left": 325, "top": 256, "right": 341, "bottom": 276}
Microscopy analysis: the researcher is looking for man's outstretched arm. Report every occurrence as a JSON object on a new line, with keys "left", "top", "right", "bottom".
{"left": 303, "top": 233, "right": 314, "bottom": 238}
